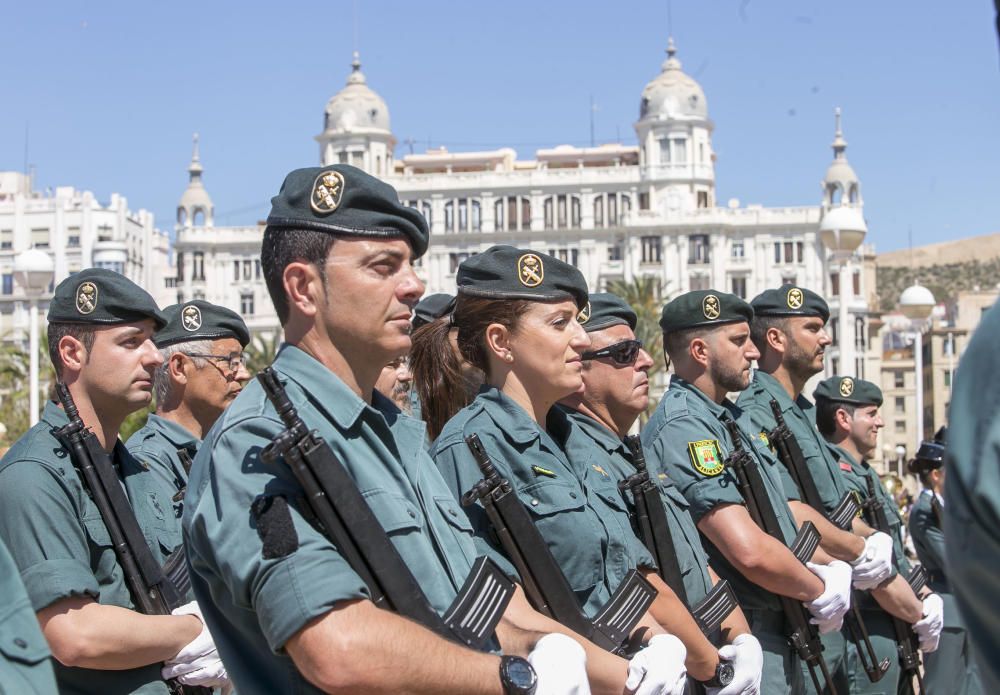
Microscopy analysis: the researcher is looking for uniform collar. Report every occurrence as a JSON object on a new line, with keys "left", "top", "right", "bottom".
{"left": 272, "top": 344, "right": 373, "bottom": 430}
{"left": 751, "top": 370, "right": 798, "bottom": 414}
{"left": 670, "top": 376, "right": 732, "bottom": 421}
{"left": 40, "top": 399, "right": 69, "bottom": 429}
{"left": 557, "top": 406, "right": 625, "bottom": 454}
{"left": 476, "top": 386, "right": 543, "bottom": 445}
{"left": 829, "top": 443, "right": 865, "bottom": 471}
{"left": 145, "top": 413, "right": 200, "bottom": 450}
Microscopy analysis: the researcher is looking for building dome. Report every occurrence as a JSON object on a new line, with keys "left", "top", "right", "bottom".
{"left": 639, "top": 38, "right": 708, "bottom": 122}
{"left": 321, "top": 52, "right": 391, "bottom": 135}
{"left": 822, "top": 108, "right": 861, "bottom": 207}
{"left": 177, "top": 134, "right": 213, "bottom": 227}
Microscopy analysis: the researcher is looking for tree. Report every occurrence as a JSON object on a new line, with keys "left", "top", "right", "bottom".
{"left": 0, "top": 331, "right": 54, "bottom": 445}
{"left": 245, "top": 330, "right": 284, "bottom": 376}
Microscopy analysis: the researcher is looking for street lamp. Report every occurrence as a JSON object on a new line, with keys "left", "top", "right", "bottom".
{"left": 819, "top": 206, "right": 867, "bottom": 376}
{"left": 899, "top": 282, "right": 935, "bottom": 445}
{"left": 14, "top": 249, "right": 54, "bottom": 426}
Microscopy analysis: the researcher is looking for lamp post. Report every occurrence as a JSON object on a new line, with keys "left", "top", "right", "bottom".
{"left": 819, "top": 206, "right": 866, "bottom": 376}
{"left": 14, "top": 249, "right": 54, "bottom": 426}
{"left": 899, "top": 282, "right": 935, "bottom": 445}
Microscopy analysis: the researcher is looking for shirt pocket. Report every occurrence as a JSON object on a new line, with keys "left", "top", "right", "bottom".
{"left": 363, "top": 488, "right": 425, "bottom": 537}
{"left": 432, "top": 495, "right": 480, "bottom": 569}
{"left": 0, "top": 600, "right": 49, "bottom": 666}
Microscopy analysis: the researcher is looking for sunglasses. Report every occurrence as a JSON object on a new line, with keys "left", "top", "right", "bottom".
{"left": 581, "top": 339, "right": 643, "bottom": 366}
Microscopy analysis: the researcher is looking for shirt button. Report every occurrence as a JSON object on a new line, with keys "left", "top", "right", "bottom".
{"left": 569, "top": 492, "right": 578, "bottom": 499}
{"left": 408, "top": 510, "right": 416, "bottom": 519}
{"left": 530, "top": 499, "right": 539, "bottom": 507}
{"left": 14, "top": 638, "right": 27, "bottom": 649}
{"left": 448, "top": 509, "right": 457, "bottom": 517}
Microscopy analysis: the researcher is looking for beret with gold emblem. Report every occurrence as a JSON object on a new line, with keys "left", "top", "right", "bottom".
{"left": 813, "top": 376, "right": 883, "bottom": 407}
{"left": 751, "top": 285, "right": 830, "bottom": 323}
{"left": 47, "top": 267, "right": 166, "bottom": 328}
{"left": 659, "top": 289, "right": 753, "bottom": 333}
{"left": 413, "top": 293, "right": 456, "bottom": 329}
{"left": 154, "top": 299, "right": 250, "bottom": 349}
{"left": 265, "top": 164, "right": 430, "bottom": 257}
{"left": 456, "top": 245, "right": 588, "bottom": 309}
{"left": 579, "top": 292, "right": 637, "bottom": 332}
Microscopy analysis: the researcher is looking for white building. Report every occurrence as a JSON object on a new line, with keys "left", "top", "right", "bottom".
{"left": 0, "top": 171, "right": 172, "bottom": 340}
{"left": 177, "top": 40, "right": 878, "bottom": 379}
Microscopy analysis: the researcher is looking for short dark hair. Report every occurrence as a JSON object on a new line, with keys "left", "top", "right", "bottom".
{"left": 47, "top": 323, "right": 96, "bottom": 378}
{"left": 815, "top": 397, "right": 856, "bottom": 437}
{"left": 663, "top": 326, "right": 712, "bottom": 363}
{"left": 750, "top": 315, "right": 790, "bottom": 356}
{"left": 261, "top": 226, "right": 336, "bottom": 325}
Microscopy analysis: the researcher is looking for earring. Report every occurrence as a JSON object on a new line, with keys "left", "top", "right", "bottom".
{"left": 504, "top": 353, "right": 514, "bottom": 363}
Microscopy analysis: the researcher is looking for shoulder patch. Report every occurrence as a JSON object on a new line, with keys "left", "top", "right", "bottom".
{"left": 839, "top": 461, "right": 852, "bottom": 472}
{"left": 758, "top": 431, "right": 770, "bottom": 448}
{"left": 688, "top": 439, "right": 724, "bottom": 477}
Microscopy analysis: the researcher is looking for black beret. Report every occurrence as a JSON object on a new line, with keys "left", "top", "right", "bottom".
{"left": 659, "top": 289, "right": 753, "bottom": 333}
{"left": 155, "top": 300, "right": 250, "bottom": 349}
{"left": 47, "top": 268, "right": 166, "bottom": 328}
{"left": 266, "top": 164, "right": 430, "bottom": 258}
{"left": 578, "top": 292, "right": 636, "bottom": 332}
{"left": 413, "top": 293, "right": 456, "bottom": 329}
{"left": 751, "top": 285, "right": 830, "bottom": 323}
{"left": 908, "top": 440, "right": 945, "bottom": 475}
{"left": 456, "top": 245, "right": 588, "bottom": 309}
{"left": 813, "top": 376, "right": 883, "bottom": 407}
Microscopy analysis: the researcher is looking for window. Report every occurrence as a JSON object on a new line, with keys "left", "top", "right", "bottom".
{"left": 639, "top": 192, "right": 650, "bottom": 211}
{"left": 731, "top": 240, "right": 745, "bottom": 259}
{"left": 192, "top": 252, "right": 205, "bottom": 281}
{"left": 697, "top": 191, "right": 709, "bottom": 209}
{"left": 894, "top": 371, "right": 905, "bottom": 388}
{"left": 607, "top": 243, "right": 623, "bottom": 262}
{"left": 1, "top": 274, "right": 12, "bottom": 295}
{"left": 672, "top": 138, "right": 687, "bottom": 164}
{"left": 852, "top": 271, "right": 861, "bottom": 297}
{"left": 731, "top": 277, "right": 747, "bottom": 299}
{"left": 659, "top": 138, "right": 671, "bottom": 164}
{"left": 233, "top": 261, "right": 240, "bottom": 282}
{"left": 255, "top": 259, "right": 262, "bottom": 280}
{"left": 608, "top": 195, "right": 618, "bottom": 226}
{"left": 449, "top": 252, "right": 473, "bottom": 274}
{"left": 690, "top": 275, "right": 710, "bottom": 291}
{"left": 640, "top": 236, "right": 662, "bottom": 264}
{"left": 594, "top": 197, "right": 604, "bottom": 227}
{"left": 830, "top": 318, "right": 838, "bottom": 346}
{"left": 30, "top": 228, "right": 49, "bottom": 249}
{"left": 67, "top": 227, "right": 81, "bottom": 248}
{"left": 445, "top": 201, "right": 455, "bottom": 233}
{"left": 944, "top": 371, "right": 952, "bottom": 388}
{"left": 0, "top": 230, "right": 11, "bottom": 250}
{"left": 796, "top": 242, "right": 804, "bottom": 263}
{"left": 243, "top": 260, "right": 252, "bottom": 281}
{"left": 895, "top": 397, "right": 905, "bottom": 413}
{"left": 548, "top": 248, "right": 579, "bottom": 266}
{"left": 688, "top": 234, "right": 710, "bottom": 264}
{"left": 240, "top": 292, "right": 254, "bottom": 316}
{"left": 895, "top": 420, "right": 906, "bottom": 434}
{"left": 176, "top": 253, "right": 185, "bottom": 282}
{"left": 774, "top": 240, "right": 802, "bottom": 264}
{"left": 495, "top": 196, "right": 531, "bottom": 231}
{"left": 830, "top": 272, "right": 839, "bottom": 297}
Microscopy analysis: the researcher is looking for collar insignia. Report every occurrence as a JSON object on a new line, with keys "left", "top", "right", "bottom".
{"left": 517, "top": 253, "right": 544, "bottom": 288}
{"left": 310, "top": 170, "right": 345, "bottom": 214}
{"left": 76, "top": 282, "right": 98, "bottom": 315}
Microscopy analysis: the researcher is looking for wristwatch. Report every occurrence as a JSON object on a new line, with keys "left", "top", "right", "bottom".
{"left": 699, "top": 660, "right": 735, "bottom": 688}
{"left": 499, "top": 655, "right": 538, "bottom": 695}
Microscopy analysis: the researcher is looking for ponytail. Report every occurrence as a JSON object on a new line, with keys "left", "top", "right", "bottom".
{"left": 411, "top": 317, "right": 468, "bottom": 441}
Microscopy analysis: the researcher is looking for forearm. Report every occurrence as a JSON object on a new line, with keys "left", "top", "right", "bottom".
{"left": 38, "top": 596, "right": 200, "bottom": 670}
{"left": 726, "top": 536, "right": 823, "bottom": 601}
{"left": 870, "top": 574, "right": 923, "bottom": 623}
{"left": 851, "top": 517, "right": 877, "bottom": 537}
{"left": 789, "top": 501, "right": 864, "bottom": 561}
{"left": 643, "top": 571, "right": 719, "bottom": 680}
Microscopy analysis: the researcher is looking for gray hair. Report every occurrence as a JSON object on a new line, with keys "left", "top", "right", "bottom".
{"left": 154, "top": 339, "right": 212, "bottom": 405}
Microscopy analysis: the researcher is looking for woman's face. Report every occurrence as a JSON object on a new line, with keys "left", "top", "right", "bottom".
{"left": 506, "top": 299, "right": 591, "bottom": 401}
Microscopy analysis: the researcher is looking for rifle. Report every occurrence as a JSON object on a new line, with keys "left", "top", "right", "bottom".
{"left": 258, "top": 368, "right": 511, "bottom": 650}
{"left": 54, "top": 384, "right": 207, "bottom": 695}
{"left": 722, "top": 418, "right": 838, "bottom": 695}
{"left": 862, "top": 477, "right": 927, "bottom": 695}
{"left": 462, "top": 434, "right": 656, "bottom": 656}
{"left": 767, "top": 400, "right": 889, "bottom": 683}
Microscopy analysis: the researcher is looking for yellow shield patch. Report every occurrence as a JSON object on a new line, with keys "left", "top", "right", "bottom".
{"left": 688, "top": 439, "right": 724, "bottom": 477}
{"left": 758, "top": 431, "right": 771, "bottom": 449}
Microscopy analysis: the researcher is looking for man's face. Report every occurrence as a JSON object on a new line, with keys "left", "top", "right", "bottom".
{"left": 847, "top": 404, "right": 883, "bottom": 457}
{"left": 318, "top": 237, "right": 425, "bottom": 369}
{"left": 81, "top": 320, "right": 163, "bottom": 416}
{"left": 707, "top": 322, "right": 760, "bottom": 392}
{"left": 580, "top": 324, "right": 652, "bottom": 425}
{"left": 181, "top": 337, "right": 250, "bottom": 422}
{"left": 374, "top": 356, "right": 413, "bottom": 411}
{"left": 783, "top": 316, "right": 831, "bottom": 379}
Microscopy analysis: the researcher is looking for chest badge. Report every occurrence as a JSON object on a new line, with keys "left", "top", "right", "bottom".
{"left": 758, "top": 431, "right": 771, "bottom": 449}
{"left": 688, "top": 439, "right": 724, "bottom": 477}
{"left": 531, "top": 465, "right": 556, "bottom": 478}
{"left": 591, "top": 464, "right": 608, "bottom": 478}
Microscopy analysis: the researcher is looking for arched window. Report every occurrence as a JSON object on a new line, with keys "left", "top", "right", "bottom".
{"left": 445, "top": 201, "right": 455, "bottom": 233}
{"left": 829, "top": 184, "right": 843, "bottom": 206}
{"left": 192, "top": 209, "right": 205, "bottom": 227}
{"left": 177, "top": 208, "right": 187, "bottom": 226}
{"left": 594, "top": 196, "right": 604, "bottom": 227}
{"left": 848, "top": 185, "right": 859, "bottom": 204}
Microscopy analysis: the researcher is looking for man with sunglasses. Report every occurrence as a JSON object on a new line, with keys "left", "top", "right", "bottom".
{"left": 555, "top": 292, "right": 764, "bottom": 694}
{"left": 127, "top": 299, "right": 251, "bottom": 515}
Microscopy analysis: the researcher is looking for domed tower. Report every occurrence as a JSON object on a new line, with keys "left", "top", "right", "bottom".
{"left": 822, "top": 107, "right": 862, "bottom": 210}
{"left": 634, "top": 38, "right": 716, "bottom": 214}
{"left": 316, "top": 52, "right": 396, "bottom": 176}
{"left": 177, "top": 133, "right": 213, "bottom": 228}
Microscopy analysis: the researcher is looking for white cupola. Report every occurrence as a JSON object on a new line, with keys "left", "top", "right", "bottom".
{"left": 822, "top": 107, "right": 862, "bottom": 209}
{"left": 177, "top": 133, "right": 213, "bottom": 228}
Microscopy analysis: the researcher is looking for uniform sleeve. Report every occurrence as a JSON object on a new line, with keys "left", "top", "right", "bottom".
{"left": 0, "top": 460, "right": 99, "bottom": 611}
{"left": 185, "top": 420, "right": 369, "bottom": 653}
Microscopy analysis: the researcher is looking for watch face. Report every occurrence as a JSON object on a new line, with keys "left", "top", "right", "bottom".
{"left": 501, "top": 656, "right": 537, "bottom": 694}
{"left": 719, "top": 661, "right": 736, "bottom": 686}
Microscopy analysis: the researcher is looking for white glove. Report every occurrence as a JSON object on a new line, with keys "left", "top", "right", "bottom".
{"left": 913, "top": 594, "right": 944, "bottom": 653}
{"left": 625, "top": 634, "right": 687, "bottom": 695}
{"left": 805, "top": 560, "right": 852, "bottom": 632}
{"left": 162, "top": 601, "right": 230, "bottom": 688}
{"left": 708, "top": 633, "right": 763, "bottom": 695}
{"left": 850, "top": 532, "right": 894, "bottom": 590}
{"left": 527, "top": 633, "right": 591, "bottom": 695}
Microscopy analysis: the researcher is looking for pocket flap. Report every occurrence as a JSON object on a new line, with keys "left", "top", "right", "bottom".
{"left": 518, "top": 481, "right": 586, "bottom": 517}
{"left": 0, "top": 601, "right": 50, "bottom": 665}
{"left": 434, "top": 495, "right": 474, "bottom": 533}
{"left": 362, "top": 488, "right": 424, "bottom": 534}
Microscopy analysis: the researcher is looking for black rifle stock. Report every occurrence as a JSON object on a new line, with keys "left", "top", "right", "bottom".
{"left": 54, "top": 384, "right": 207, "bottom": 695}
{"left": 766, "top": 400, "right": 889, "bottom": 683}
{"left": 862, "top": 477, "right": 927, "bottom": 695}
{"left": 723, "top": 418, "right": 838, "bottom": 695}
{"left": 462, "top": 434, "right": 656, "bottom": 656}
{"left": 257, "top": 368, "right": 511, "bottom": 650}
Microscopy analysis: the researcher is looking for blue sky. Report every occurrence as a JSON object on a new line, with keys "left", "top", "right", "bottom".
{"left": 2, "top": 1, "right": 997, "bottom": 252}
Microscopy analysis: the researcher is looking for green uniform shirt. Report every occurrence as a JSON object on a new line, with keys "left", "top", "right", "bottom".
{"left": 430, "top": 387, "right": 655, "bottom": 616}
{"left": 126, "top": 414, "right": 200, "bottom": 519}
{"left": 0, "top": 536, "right": 57, "bottom": 695}
{"left": 640, "top": 377, "right": 800, "bottom": 612}
{"left": 183, "top": 345, "right": 484, "bottom": 695}
{"left": 0, "top": 401, "right": 182, "bottom": 695}
{"left": 737, "top": 371, "right": 850, "bottom": 512}
{"left": 557, "top": 406, "right": 714, "bottom": 605}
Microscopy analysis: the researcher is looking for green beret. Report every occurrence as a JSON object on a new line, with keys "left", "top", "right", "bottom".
{"left": 47, "top": 268, "right": 166, "bottom": 328}
{"left": 266, "top": 164, "right": 430, "bottom": 258}
{"left": 659, "top": 289, "right": 753, "bottom": 333}
{"left": 456, "top": 245, "right": 588, "bottom": 309}
{"left": 908, "top": 440, "right": 945, "bottom": 475}
{"left": 413, "top": 293, "right": 455, "bottom": 329}
{"left": 578, "top": 292, "right": 636, "bottom": 332}
{"left": 155, "top": 300, "right": 250, "bottom": 349}
{"left": 813, "top": 376, "right": 883, "bottom": 407}
{"left": 751, "top": 285, "right": 830, "bottom": 323}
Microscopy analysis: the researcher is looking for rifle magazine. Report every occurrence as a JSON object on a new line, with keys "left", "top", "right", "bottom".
{"left": 442, "top": 557, "right": 514, "bottom": 649}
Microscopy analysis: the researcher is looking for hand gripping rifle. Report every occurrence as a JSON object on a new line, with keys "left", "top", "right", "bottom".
{"left": 257, "top": 368, "right": 512, "bottom": 650}
{"left": 461, "top": 433, "right": 656, "bottom": 656}
{"left": 862, "top": 476, "right": 928, "bottom": 695}
{"left": 54, "top": 384, "right": 208, "bottom": 695}
{"left": 767, "top": 400, "right": 889, "bottom": 683}
{"left": 722, "top": 417, "right": 838, "bottom": 695}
